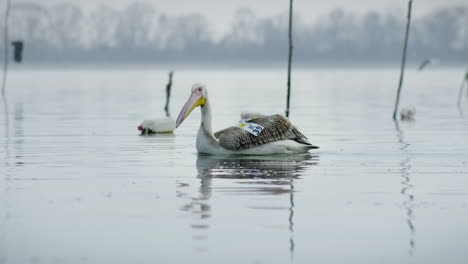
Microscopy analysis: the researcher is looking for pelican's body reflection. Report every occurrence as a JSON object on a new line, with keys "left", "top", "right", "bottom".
{"left": 197, "top": 154, "right": 318, "bottom": 176}
{"left": 177, "top": 154, "right": 318, "bottom": 255}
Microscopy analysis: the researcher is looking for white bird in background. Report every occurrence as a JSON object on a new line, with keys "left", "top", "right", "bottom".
{"left": 175, "top": 83, "right": 319, "bottom": 155}
{"left": 138, "top": 71, "right": 176, "bottom": 134}
{"left": 399, "top": 106, "right": 416, "bottom": 121}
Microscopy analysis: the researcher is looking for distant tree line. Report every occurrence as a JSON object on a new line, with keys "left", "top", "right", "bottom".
{"left": 0, "top": 2, "right": 467, "bottom": 65}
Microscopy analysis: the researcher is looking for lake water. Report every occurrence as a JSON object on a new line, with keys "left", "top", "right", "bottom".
{"left": 1, "top": 67, "right": 468, "bottom": 264}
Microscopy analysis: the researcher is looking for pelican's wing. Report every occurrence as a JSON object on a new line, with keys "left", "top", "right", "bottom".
{"left": 214, "top": 127, "right": 232, "bottom": 139}
{"left": 217, "top": 114, "right": 318, "bottom": 150}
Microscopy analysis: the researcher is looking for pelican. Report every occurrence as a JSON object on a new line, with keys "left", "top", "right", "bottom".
{"left": 138, "top": 71, "right": 176, "bottom": 135}
{"left": 175, "top": 84, "right": 319, "bottom": 155}
{"left": 138, "top": 118, "right": 175, "bottom": 134}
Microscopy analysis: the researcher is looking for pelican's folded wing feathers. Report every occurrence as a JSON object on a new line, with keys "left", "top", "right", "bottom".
{"left": 216, "top": 114, "right": 315, "bottom": 150}
{"left": 213, "top": 127, "right": 232, "bottom": 139}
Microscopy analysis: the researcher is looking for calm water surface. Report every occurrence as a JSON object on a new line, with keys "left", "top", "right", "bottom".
{"left": 1, "top": 67, "right": 468, "bottom": 264}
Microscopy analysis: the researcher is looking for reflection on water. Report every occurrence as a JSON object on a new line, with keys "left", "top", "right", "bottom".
{"left": 196, "top": 154, "right": 318, "bottom": 197}
{"left": 396, "top": 121, "right": 416, "bottom": 256}
{"left": 288, "top": 179, "right": 295, "bottom": 260}
{"left": 177, "top": 176, "right": 212, "bottom": 253}
{"left": 458, "top": 103, "right": 464, "bottom": 117}
{"left": 2, "top": 100, "right": 24, "bottom": 169}
{"left": 2, "top": 69, "right": 468, "bottom": 263}
{"left": 196, "top": 154, "right": 318, "bottom": 179}
{"left": 1, "top": 96, "right": 10, "bottom": 259}
{"left": 176, "top": 154, "right": 318, "bottom": 255}
{"left": 139, "top": 132, "right": 177, "bottom": 141}
{"left": 14, "top": 103, "right": 24, "bottom": 167}
{"left": 2, "top": 96, "right": 9, "bottom": 169}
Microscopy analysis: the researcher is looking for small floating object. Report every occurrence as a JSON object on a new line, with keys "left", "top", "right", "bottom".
{"left": 400, "top": 106, "right": 416, "bottom": 121}
{"left": 11, "top": 41, "right": 24, "bottom": 63}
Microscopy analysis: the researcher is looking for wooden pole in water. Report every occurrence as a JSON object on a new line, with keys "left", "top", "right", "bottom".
{"left": 164, "top": 71, "right": 173, "bottom": 117}
{"left": 465, "top": 71, "right": 468, "bottom": 97}
{"left": 393, "top": 0, "right": 413, "bottom": 120}
{"left": 285, "top": 0, "right": 293, "bottom": 118}
{"left": 457, "top": 68, "right": 467, "bottom": 106}
{"left": 457, "top": 78, "right": 465, "bottom": 107}
{"left": 1, "top": 0, "right": 11, "bottom": 97}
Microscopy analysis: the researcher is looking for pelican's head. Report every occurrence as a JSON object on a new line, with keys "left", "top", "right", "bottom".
{"left": 176, "top": 83, "right": 207, "bottom": 128}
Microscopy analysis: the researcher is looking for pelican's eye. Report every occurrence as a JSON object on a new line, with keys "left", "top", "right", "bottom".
{"left": 198, "top": 88, "right": 202, "bottom": 92}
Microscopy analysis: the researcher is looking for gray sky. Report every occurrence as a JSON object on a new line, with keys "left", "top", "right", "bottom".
{"left": 14, "top": 0, "right": 468, "bottom": 37}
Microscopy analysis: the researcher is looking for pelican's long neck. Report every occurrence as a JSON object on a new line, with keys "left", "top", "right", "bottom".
{"left": 200, "top": 98, "right": 213, "bottom": 134}
{"left": 196, "top": 98, "right": 221, "bottom": 153}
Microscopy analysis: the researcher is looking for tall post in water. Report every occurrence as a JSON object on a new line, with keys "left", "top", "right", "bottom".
{"left": 164, "top": 71, "right": 173, "bottom": 117}
{"left": 465, "top": 70, "right": 468, "bottom": 97}
{"left": 457, "top": 68, "right": 468, "bottom": 106}
{"left": 2, "top": 0, "right": 11, "bottom": 97}
{"left": 457, "top": 78, "right": 465, "bottom": 107}
{"left": 393, "top": 0, "right": 413, "bottom": 120}
{"left": 285, "top": 0, "right": 293, "bottom": 118}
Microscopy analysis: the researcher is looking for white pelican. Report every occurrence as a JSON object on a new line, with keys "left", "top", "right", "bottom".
{"left": 138, "top": 72, "right": 176, "bottom": 135}
{"left": 175, "top": 84, "right": 319, "bottom": 155}
{"left": 138, "top": 118, "right": 175, "bottom": 134}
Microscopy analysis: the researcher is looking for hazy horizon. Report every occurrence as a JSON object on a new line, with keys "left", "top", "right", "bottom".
{"left": 1, "top": 1, "right": 467, "bottom": 65}
{"left": 12, "top": 0, "right": 468, "bottom": 37}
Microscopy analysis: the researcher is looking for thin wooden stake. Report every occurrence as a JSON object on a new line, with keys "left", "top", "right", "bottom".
{"left": 393, "top": 0, "right": 413, "bottom": 120}
{"left": 1, "top": 0, "right": 11, "bottom": 97}
{"left": 457, "top": 78, "right": 465, "bottom": 107}
{"left": 457, "top": 68, "right": 468, "bottom": 106}
{"left": 285, "top": 0, "right": 293, "bottom": 118}
{"left": 465, "top": 71, "right": 468, "bottom": 97}
{"left": 164, "top": 71, "right": 173, "bottom": 117}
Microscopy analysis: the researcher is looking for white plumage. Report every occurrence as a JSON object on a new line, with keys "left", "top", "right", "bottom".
{"left": 138, "top": 118, "right": 176, "bottom": 134}
{"left": 175, "top": 84, "right": 319, "bottom": 155}
{"left": 138, "top": 72, "right": 176, "bottom": 135}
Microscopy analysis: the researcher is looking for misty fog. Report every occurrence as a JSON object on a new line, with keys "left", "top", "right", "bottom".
{"left": 1, "top": 2, "right": 467, "bottom": 65}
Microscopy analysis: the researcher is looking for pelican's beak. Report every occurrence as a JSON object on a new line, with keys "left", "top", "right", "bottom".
{"left": 176, "top": 91, "right": 206, "bottom": 128}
